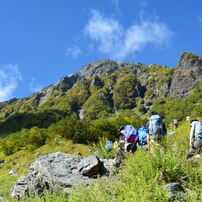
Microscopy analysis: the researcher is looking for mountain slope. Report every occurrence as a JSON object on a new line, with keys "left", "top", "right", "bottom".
{"left": 0, "top": 52, "right": 202, "bottom": 135}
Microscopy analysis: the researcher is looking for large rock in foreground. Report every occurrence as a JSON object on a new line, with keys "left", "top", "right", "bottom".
{"left": 10, "top": 152, "right": 117, "bottom": 200}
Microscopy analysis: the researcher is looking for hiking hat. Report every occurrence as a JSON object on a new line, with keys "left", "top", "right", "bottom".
{"left": 119, "top": 126, "right": 125, "bottom": 131}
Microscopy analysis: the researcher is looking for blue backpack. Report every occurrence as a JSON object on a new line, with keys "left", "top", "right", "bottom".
{"left": 148, "top": 115, "right": 163, "bottom": 136}
{"left": 123, "top": 125, "right": 138, "bottom": 140}
{"left": 105, "top": 140, "right": 113, "bottom": 151}
{"left": 195, "top": 122, "right": 202, "bottom": 139}
{"left": 138, "top": 127, "right": 147, "bottom": 145}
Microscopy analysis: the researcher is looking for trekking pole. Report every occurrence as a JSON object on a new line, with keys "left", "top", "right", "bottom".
{"left": 147, "top": 133, "right": 150, "bottom": 151}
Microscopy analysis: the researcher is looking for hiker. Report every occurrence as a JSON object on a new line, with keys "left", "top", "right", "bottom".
{"left": 172, "top": 119, "right": 178, "bottom": 130}
{"left": 138, "top": 125, "right": 147, "bottom": 149}
{"left": 146, "top": 112, "right": 167, "bottom": 151}
{"left": 118, "top": 125, "right": 138, "bottom": 157}
{"left": 187, "top": 116, "right": 202, "bottom": 159}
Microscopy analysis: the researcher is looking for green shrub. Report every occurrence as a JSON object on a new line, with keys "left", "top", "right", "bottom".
{"left": 48, "top": 115, "right": 99, "bottom": 144}
{"left": 136, "top": 104, "right": 146, "bottom": 114}
{"left": 27, "top": 127, "right": 48, "bottom": 148}
{"left": 1, "top": 140, "right": 17, "bottom": 155}
{"left": 1, "top": 127, "right": 48, "bottom": 156}
{"left": 113, "top": 74, "right": 140, "bottom": 110}
{"left": 82, "top": 88, "right": 113, "bottom": 120}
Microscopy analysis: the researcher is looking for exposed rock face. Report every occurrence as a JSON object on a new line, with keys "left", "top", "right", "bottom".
{"left": 78, "top": 59, "right": 120, "bottom": 78}
{"left": 0, "top": 98, "right": 18, "bottom": 110}
{"left": 10, "top": 152, "right": 118, "bottom": 200}
{"left": 91, "top": 75, "right": 103, "bottom": 87}
{"left": 77, "top": 53, "right": 202, "bottom": 99}
{"left": 169, "top": 52, "right": 202, "bottom": 98}
{"left": 53, "top": 73, "right": 80, "bottom": 92}
{"left": 35, "top": 73, "right": 80, "bottom": 106}
{"left": 78, "top": 59, "right": 143, "bottom": 78}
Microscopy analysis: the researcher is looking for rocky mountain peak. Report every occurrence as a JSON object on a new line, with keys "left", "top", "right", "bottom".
{"left": 77, "top": 59, "right": 145, "bottom": 79}
{"left": 169, "top": 52, "right": 202, "bottom": 98}
{"left": 178, "top": 52, "right": 202, "bottom": 71}
{"left": 78, "top": 59, "right": 120, "bottom": 78}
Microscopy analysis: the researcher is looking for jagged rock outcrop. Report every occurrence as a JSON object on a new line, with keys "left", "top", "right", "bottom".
{"left": 10, "top": 152, "right": 118, "bottom": 200}
{"left": 0, "top": 98, "right": 18, "bottom": 110}
{"left": 35, "top": 73, "right": 80, "bottom": 106}
{"left": 78, "top": 59, "right": 144, "bottom": 78}
{"left": 78, "top": 59, "right": 119, "bottom": 78}
{"left": 169, "top": 52, "right": 202, "bottom": 98}
{"left": 91, "top": 75, "right": 103, "bottom": 87}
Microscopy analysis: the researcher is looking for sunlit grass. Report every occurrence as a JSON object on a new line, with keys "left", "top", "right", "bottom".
{"left": 0, "top": 121, "right": 201, "bottom": 201}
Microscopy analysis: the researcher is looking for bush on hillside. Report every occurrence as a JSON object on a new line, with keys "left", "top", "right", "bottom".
{"left": 113, "top": 74, "right": 140, "bottom": 110}
{"left": 66, "top": 78, "right": 91, "bottom": 111}
{"left": 48, "top": 115, "right": 99, "bottom": 144}
{"left": 82, "top": 88, "right": 113, "bottom": 120}
{"left": 0, "top": 111, "right": 146, "bottom": 156}
{"left": 1, "top": 127, "right": 48, "bottom": 155}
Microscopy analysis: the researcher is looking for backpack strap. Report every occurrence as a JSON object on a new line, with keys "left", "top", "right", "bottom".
{"left": 195, "top": 122, "right": 202, "bottom": 139}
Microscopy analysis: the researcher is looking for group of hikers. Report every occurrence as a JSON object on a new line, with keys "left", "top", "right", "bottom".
{"left": 115, "top": 112, "right": 202, "bottom": 160}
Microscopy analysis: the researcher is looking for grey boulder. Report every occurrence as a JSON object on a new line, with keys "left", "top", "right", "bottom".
{"left": 10, "top": 152, "right": 117, "bottom": 200}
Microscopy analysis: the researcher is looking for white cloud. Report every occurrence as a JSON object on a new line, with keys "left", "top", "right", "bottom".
{"left": 29, "top": 78, "right": 43, "bottom": 93}
{"left": 65, "top": 45, "right": 81, "bottom": 58}
{"left": 0, "top": 64, "right": 21, "bottom": 101}
{"left": 85, "top": 10, "right": 172, "bottom": 60}
{"left": 84, "top": 10, "right": 123, "bottom": 54}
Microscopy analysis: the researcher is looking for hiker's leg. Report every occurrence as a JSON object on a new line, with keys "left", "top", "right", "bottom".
{"left": 126, "top": 144, "right": 132, "bottom": 152}
{"left": 199, "top": 139, "right": 202, "bottom": 153}
{"left": 128, "top": 142, "right": 137, "bottom": 153}
{"left": 187, "top": 138, "right": 202, "bottom": 159}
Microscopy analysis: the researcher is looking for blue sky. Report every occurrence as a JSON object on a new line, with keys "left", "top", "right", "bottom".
{"left": 0, "top": 0, "right": 202, "bottom": 101}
